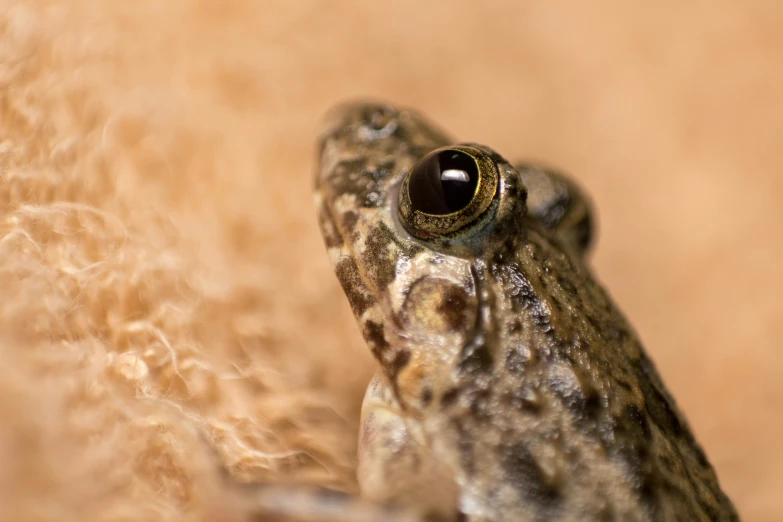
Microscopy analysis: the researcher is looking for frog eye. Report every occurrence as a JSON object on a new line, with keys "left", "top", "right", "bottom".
{"left": 398, "top": 146, "right": 499, "bottom": 238}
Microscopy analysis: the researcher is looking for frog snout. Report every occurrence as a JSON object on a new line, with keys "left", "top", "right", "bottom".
{"left": 321, "top": 100, "right": 400, "bottom": 141}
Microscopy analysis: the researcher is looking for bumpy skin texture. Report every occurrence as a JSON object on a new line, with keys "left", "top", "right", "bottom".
{"left": 314, "top": 101, "right": 739, "bottom": 521}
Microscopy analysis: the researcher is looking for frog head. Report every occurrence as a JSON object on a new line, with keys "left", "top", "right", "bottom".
{"left": 315, "top": 101, "right": 531, "bottom": 413}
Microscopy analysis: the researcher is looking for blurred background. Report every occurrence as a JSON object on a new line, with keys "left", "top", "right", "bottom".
{"left": 0, "top": 1, "right": 780, "bottom": 520}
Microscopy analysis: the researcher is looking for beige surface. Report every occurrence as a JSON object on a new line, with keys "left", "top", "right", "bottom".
{"left": 0, "top": 1, "right": 780, "bottom": 520}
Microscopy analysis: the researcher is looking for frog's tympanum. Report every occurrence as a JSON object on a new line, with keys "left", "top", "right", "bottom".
{"left": 314, "top": 101, "right": 739, "bottom": 521}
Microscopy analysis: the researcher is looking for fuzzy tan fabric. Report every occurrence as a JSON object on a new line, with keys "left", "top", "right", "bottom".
{"left": 0, "top": 1, "right": 780, "bottom": 521}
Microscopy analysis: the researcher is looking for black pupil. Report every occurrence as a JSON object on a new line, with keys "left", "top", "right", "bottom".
{"left": 408, "top": 149, "right": 479, "bottom": 215}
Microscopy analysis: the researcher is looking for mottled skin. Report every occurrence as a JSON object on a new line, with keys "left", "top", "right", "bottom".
{"left": 314, "top": 101, "right": 739, "bottom": 521}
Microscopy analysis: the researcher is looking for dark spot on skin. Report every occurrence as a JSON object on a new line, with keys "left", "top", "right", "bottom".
{"left": 323, "top": 231, "right": 343, "bottom": 249}
{"left": 440, "top": 388, "right": 460, "bottom": 409}
{"left": 556, "top": 371, "right": 605, "bottom": 437}
{"left": 401, "top": 277, "right": 473, "bottom": 334}
{"left": 626, "top": 403, "right": 652, "bottom": 441}
{"left": 317, "top": 206, "right": 344, "bottom": 249}
{"left": 364, "top": 320, "right": 390, "bottom": 357}
{"left": 361, "top": 221, "right": 412, "bottom": 290}
{"left": 388, "top": 349, "right": 411, "bottom": 381}
{"left": 420, "top": 387, "right": 433, "bottom": 407}
{"left": 434, "top": 238, "right": 452, "bottom": 250}
{"left": 500, "top": 236, "right": 520, "bottom": 259}
{"left": 501, "top": 442, "right": 561, "bottom": 508}
{"left": 436, "top": 285, "right": 471, "bottom": 331}
{"left": 660, "top": 454, "right": 677, "bottom": 474}
{"left": 557, "top": 275, "right": 579, "bottom": 296}
{"left": 658, "top": 401, "right": 685, "bottom": 438}
{"left": 342, "top": 210, "right": 358, "bottom": 233}
{"left": 701, "top": 498, "right": 720, "bottom": 521}
{"left": 502, "top": 268, "right": 552, "bottom": 332}
{"left": 335, "top": 257, "right": 375, "bottom": 317}
{"left": 587, "top": 315, "right": 604, "bottom": 336}
{"left": 457, "top": 334, "right": 493, "bottom": 376}
{"left": 659, "top": 478, "right": 686, "bottom": 498}
{"left": 377, "top": 344, "right": 411, "bottom": 404}
{"left": 639, "top": 473, "right": 658, "bottom": 510}
{"left": 581, "top": 389, "right": 604, "bottom": 421}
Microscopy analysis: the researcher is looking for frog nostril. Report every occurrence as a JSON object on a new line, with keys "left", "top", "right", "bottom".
{"left": 367, "top": 105, "right": 395, "bottom": 128}
{"left": 358, "top": 105, "right": 398, "bottom": 141}
{"left": 408, "top": 149, "right": 479, "bottom": 215}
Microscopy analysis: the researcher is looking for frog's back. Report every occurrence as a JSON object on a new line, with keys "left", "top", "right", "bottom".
{"left": 421, "top": 223, "right": 739, "bottom": 521}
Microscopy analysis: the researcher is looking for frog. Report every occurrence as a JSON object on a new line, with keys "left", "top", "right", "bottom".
{"left": 307, "top": 100, "right": 739, "bottom": 522}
